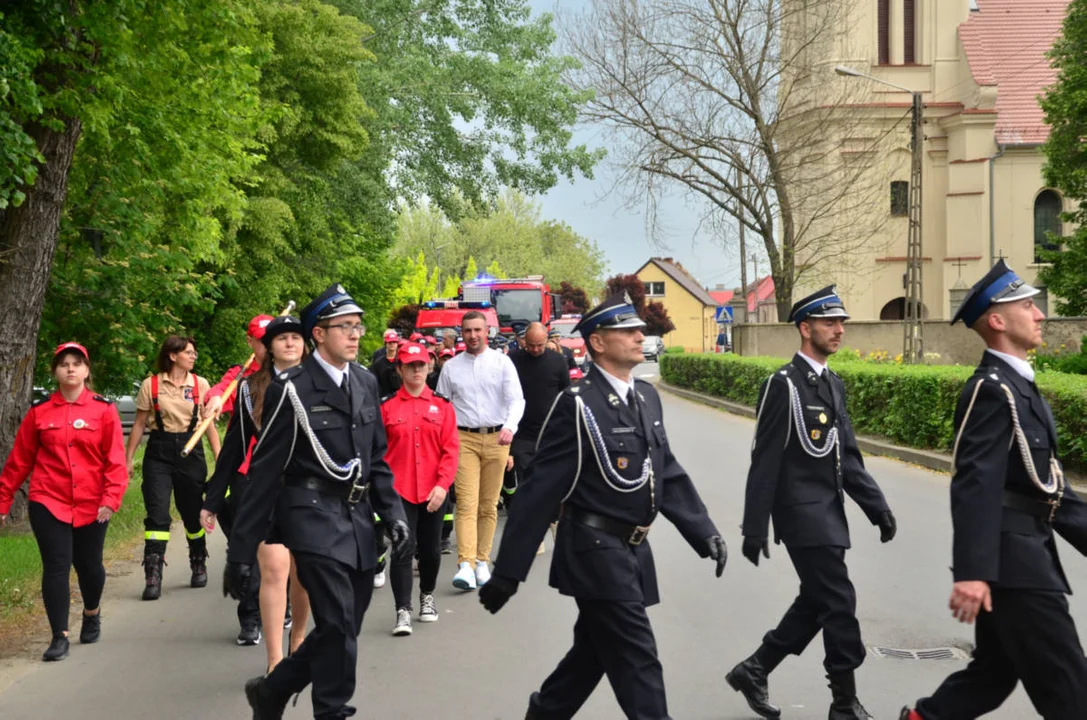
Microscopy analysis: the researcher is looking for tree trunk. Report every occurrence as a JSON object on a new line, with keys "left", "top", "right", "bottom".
{"left": 0, "top": 117, "right": 83, "bottom": 522}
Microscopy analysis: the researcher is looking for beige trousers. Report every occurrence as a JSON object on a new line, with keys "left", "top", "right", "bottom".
{"left": 454, "top": 430, "right": 510, "bottom": 566}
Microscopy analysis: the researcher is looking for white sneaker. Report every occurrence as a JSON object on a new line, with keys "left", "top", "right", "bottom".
{"left": 452, "top": 562, "right": 477, "bottom": 591}
{"left": 418, "top": 593, "right": 438, "bottom": 623}
{"left": 373, "top": 570, "right": 386, "bottom": 589}
{"left": 475, "top": 561, "right": 491, "bottom": 587}
{"left": 392, "top": 608, "right": 412, "bottom": 636}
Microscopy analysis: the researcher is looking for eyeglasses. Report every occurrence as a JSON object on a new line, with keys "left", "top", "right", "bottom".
{"left": 325, "top": 323, "right": 366, "bottom": 337}
{"left": 181, "top": 350, "right": 198, "bottom": 358}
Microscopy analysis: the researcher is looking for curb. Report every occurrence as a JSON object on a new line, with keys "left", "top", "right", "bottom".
{"left": 659, "top": 381, "right": 954, "bottom": 475}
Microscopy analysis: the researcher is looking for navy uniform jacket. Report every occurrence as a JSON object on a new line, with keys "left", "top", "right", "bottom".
{"left": 493, "top": 365, "right": 719, "bottom": 606}
{"left": 226, "top": 353, "right": 405, "bottom": 570}
{"left": 203, "top": 376, "right": 258, "bottom": 515}
{"left": 951, "top": 352, "right": 1087, "bottom": 591}
{"left": 742, "top": 354, "right": 889, "bottom": 548}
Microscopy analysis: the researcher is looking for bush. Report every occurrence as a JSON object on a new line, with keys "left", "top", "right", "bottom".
{"left": 660, "top": 352, "right": 1087, "bottom": 472}
{"left": 664, "top": 346, "right": 686, "bottom": 355}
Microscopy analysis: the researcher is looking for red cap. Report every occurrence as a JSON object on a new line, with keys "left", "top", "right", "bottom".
{"left": 397, "top": 342, "right": 429, "bottom": 364}
{"left": 248, "top": 315, "right": 275, "bottom": 339}
{"left": 569, "top": 367, "right": 584, "bottom": 380}
{"left": 439, "top": 348, "right": 454, "bottom": 359}
{"left": 409, "top": 332, "right": 424, "bottom": 342}
{"left": 54, "top": 342, "right": 90, "bottom": 361}
{"left": 383, "top": 329, "right": 399, "bottom": 342}
{"left": 425, "top": 336, "right": 439, "bottom": 345}
{"left": 455, "top": 342, "right": 466, "bottom": 353}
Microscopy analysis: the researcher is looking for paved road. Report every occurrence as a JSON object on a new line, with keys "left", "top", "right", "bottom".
{"left": 1, "top": 361, "right": 1083, "bottom": 719}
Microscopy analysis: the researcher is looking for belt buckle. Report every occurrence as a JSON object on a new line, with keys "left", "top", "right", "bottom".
{"left": 347, "top": 481, "right": 367, "bottom": 504}
{"left": 628, "top": 525, "right": 650, "bottom": 546}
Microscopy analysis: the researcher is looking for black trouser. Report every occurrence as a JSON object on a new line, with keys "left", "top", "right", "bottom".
{"left": 507, "top": 435, "right": 538, "bottom": 508}
{"left": 27, "top": 502, "right": 110, "bottom": 637}
{"left": 915, "top": 588, "right": 1087, "bottom": 719}
{"left": 217, "top": 476, "right": 262, "bottom": 629}
{"left": 265, "top": 551, "right": 374, "bottom": 719}
{"left": 762, "top": 545, "right": 864, "bottom": 674}
{"left": 391, "top": 498, "right": 444, "bottom": 610}
{"left": 141, "top": 430, "right": 207, "bottom": 559}
{"left": 529, "top": 598, "right": 670, "bottom": 720}
{"left": 373, "top": 512, "right": 388, "bottom": 574}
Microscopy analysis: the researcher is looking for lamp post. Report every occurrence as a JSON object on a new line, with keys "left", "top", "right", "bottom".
{"left": 835, "top": 65, "right": 925, "bottom": 364}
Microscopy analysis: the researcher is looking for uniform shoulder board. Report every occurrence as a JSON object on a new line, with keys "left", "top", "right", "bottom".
{"left": 275, "top": 365, "right": 305, "bottom": 382}
{"left": 381, "top": 393, "right": 396, "bottom": 404}
{"left": 432, "top": 391, "right": 451, "bottom": 403}
{"left": 564, "top": 384, "right": 581, "bottom": 395}
{"left": 92, "top": 394, "right": 114, "bottom": 404}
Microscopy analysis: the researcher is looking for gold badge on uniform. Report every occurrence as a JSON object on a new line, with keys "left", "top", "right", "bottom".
{"left": 616, "top": 457, "right": 629, "bottom": 470}
{"left": 811, "top": 429, "right": 822, "bottom": 441}
{"left": 818, "top": 413, "right": 828, "bottom": 425}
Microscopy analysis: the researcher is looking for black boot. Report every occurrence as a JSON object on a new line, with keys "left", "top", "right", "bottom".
{"left": 79, "top": 610, "right": 101, "bottom": 644}
{"left": 142, "top": 553, "right": 165, "bottom": 601}
{"left": 244, "top": 675, "right": 290, "bottom": 720}
{"left": 42, "top": 635, "right": 69, "bottom": 662}
{"left": 827, "top": 671, "right": 872, "bottom": 720}
{"left": 725, "top": 646, "right": 783, "bottom": 719}
{"left": 190, "top": 551, "right": 208, "bottom": 588}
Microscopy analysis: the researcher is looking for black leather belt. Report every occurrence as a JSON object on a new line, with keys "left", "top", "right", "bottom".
{"left": 562, "top": 505, "right": 652, "bottom": 546}
{"left": 1003, "top": 490, "right": 1060, "bottom": 523}
{"left": 285, "top": 475, "right": 369, "bottom": 504}
{"left": 458, "top": 425, "right": 503, "bottom": 434}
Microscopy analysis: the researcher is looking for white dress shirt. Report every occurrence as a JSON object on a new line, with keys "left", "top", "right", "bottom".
{"left": 595, "top": 365, "right": 637, "bottom": 405}
{"left": 312, "top": 350, "right": 348, "bottom": 386}
{"left": 798, "top": 351, "right": 828, "bottom": 377}
{"left": 436, "top": 347, "right": 526, "bottom": 433}
{"left": 986, "top": 349, "right": 1035, "bottom": 382}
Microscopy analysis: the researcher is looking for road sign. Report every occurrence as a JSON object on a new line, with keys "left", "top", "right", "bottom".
{"left": 715, "top": 306, "right": 733, "bottom": 323}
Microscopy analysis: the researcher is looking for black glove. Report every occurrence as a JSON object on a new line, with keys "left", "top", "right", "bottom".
{"left": 389, "top": 519, "right": 411, "bottom": 561}
{"left": 877, "top": 510, "right": 897, "bottom": 543}
{"left": 223, "top": 562, "right": 252, "bottom": 601}
{"left": 479, "top": 575, "right": 519, "bottom": 614}
{"left": 742, "top": 537, "right": 770, "bottom": 567}
{"left": 706, "top": 535, "right": 728, "bottom": 577}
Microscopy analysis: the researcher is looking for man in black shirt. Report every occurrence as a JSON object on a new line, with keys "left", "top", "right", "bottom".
{"left": 508, "top": 323, "right": 570, "bottom": 504}
{"left": 371, "top": 330, "right": 401, "bottom": 398}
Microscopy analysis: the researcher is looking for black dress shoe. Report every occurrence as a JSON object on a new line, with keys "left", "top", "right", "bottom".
{"left": 726, "top": 658, "right": 782, "bottom": 719}
{"left": 244, "top": 675, "right": 289, "bottom": 720}
{"left": 79, "top": 612, "right": 101, "bottom": 644}
{"left": 42, "top": 635, "right": 69, "bottom": 662}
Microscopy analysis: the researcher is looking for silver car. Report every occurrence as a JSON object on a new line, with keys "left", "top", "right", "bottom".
{"left": 641, "top": 336, "right": 666, "bottom": 362}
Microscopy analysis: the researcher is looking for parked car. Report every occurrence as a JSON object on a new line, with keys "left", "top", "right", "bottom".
{"left": 641, "top": 336, "right": 666, "bottom": 362}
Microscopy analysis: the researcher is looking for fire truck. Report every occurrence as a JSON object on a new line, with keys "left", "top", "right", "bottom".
{"left": 414, "top": 300, "right": 499, "bottom": 339}
{"left": 459, "top": 275, "right": 560, "bottom": 334}
{"left": 550, "top": 314, "right": 587, "bottom": 366}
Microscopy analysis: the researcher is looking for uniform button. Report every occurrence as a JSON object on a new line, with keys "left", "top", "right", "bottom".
{"left": 352, "top": 424, "right": 357, "bottom": 429}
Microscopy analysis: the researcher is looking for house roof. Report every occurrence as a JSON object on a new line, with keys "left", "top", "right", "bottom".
{"left": 635, "top": 257, "right": 717, "bottom": 306}
{"left": 958, "top": 0, "right": 1068, "bottom": 145}
{"left": 708, "top": 289, "right": 734, "bottom": 305}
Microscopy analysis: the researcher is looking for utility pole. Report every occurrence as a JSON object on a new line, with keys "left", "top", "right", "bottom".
{"left": 903, "top": 92, "right": 924, "bottom": 364}
{"left": 751, "top": 255, "right": 759, "bottom": 323}
{"left": 736, "top": 165, "right": 749, "bottom": 323}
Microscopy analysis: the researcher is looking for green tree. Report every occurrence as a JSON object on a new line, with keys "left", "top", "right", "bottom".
{"left": 1039, "top": 0, "right": 1087, "bottom": 315}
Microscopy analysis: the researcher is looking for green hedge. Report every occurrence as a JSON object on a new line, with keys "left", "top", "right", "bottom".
{"left": 661, "top": 353, "right": 1087, "bottom": 472}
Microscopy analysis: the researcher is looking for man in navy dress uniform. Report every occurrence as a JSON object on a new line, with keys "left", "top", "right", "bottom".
{"left": 479, "top": 292, "right": 728, "bottom": 720}
{"left": 225, "top": 283, "right": 408, "bottom": 720}
{"left": 900, "top": 261, "right": 1087, "bottom": 720}
{"left": 728, "top": 286, "right": 895, "bottom": 720}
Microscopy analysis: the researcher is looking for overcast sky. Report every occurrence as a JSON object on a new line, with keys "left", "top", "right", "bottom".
{"left": 526, "top": 0, "right": 746, "bottom": 291}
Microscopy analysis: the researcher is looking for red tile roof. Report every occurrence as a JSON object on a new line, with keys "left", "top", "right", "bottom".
{"left": 708, "top": 289, "right": 734, "bottom": 305}
{"left": 958, "top": 0, "right": 1069, "bottom": 145}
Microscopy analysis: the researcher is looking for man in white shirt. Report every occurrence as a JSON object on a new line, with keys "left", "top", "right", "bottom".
{"left": 436, "top": 311, "right": 525, "bottom": 590}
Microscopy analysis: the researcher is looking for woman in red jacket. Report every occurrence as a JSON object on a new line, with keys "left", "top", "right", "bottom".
{"left": 0, "top": 342, "right": 128, "bottom": 662}
{"left": 381, "top": 341, "right": 459, "bottom": 637}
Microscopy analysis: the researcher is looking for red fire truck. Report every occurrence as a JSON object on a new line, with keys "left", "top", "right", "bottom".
{"left": 414, "top": 300, "right": 499, "bottom": 339}
{"left": 550, "top": 314, "right": 587, "bottom": 366}
{"left": 459, "top": 275, "right": 560, "bottom": 334}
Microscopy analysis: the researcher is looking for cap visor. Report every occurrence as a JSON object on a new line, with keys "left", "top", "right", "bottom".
{"left": 322, "top": 303, "right": 364, "bottom": 320}
{"left": 807, "top": 308, "right": 850, "bottom": 320}
{"left": 604, "top": 317, "right": 647, "bottom": 330}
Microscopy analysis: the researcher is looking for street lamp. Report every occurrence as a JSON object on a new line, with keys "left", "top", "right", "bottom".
{"left": 835, "top": 65, "right": 925, "bottom": 364}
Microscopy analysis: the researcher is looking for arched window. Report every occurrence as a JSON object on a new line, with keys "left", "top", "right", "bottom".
{"left": 1034, "top": 190, "right": 1063, "bottom": 263}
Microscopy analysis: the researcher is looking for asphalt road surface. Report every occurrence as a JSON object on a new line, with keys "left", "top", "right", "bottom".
{"left": 0, "top": 361, "right": 1082, "bottom": 719}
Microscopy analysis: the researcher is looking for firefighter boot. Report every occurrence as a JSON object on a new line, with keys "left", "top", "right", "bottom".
{"left": 244, "top": 675, "right": 290, "bottom": 720}
{"left": 190, "top": 549, "right": 208, "bottom": 588}
{"left": 725, "top": 644, "right": 784, "bottom": 718}
{"left": 827, "top": 671, "right": 873, "bottom": 720}
{"left": 142, "top": 553, "right": 165, "bottom": 601}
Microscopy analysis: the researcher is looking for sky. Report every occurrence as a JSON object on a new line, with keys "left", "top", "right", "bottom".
{"left": 525, "top": 0, "right": 747, "bottom": 291}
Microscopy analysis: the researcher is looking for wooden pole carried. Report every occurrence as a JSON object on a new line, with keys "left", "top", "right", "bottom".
{"left": 181, "top": 300, "right": 296, "bottom": 457}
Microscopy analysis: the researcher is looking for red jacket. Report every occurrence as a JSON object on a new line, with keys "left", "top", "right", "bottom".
{"left": 0, "top": 389, "right": 129, "bottom": 526}
{"left": 207, "top": 363, "right": 258, "bottom": 417}
{"left": 381, "top": 386, "right": 459, "bottom": 504}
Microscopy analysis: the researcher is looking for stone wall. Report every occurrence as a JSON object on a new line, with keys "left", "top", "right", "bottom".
{"left": 733, "top": 317, "right": 1087, "bottom": 365}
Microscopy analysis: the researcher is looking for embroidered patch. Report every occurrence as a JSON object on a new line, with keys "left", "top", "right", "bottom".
{"left": 811, "top": 429, "right": 822, "bottom": 441}
{"left": 612, "top": 427, "right": 636, "bottom": 434}
{"left": 607, "top": 393, "right": 620, "bottom": 407}
{"left": 616, "top": 457, "right": 629, "bottom": 470}
{"left": 183, "top": 387, "right": 194, "bottom": 401}
{"left": 73, "top": 419, "right": 86, "bottom": 429}
{"left": 310, "top": 405, "right": 332, "bottom": 413}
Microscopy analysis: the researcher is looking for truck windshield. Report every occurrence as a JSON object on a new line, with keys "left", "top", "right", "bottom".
{"left": 493, "top": 289, "right": 542, "bottom": 326}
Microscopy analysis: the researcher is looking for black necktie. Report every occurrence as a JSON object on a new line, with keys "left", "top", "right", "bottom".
{"left": 820, "top": 370, "right": 836, "bottom": 409}
{"left": 627, "top": 387, "right": 640, "bottom": 422}
{"left": 341, "top": 372, "right": 351, "bottom": 402}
